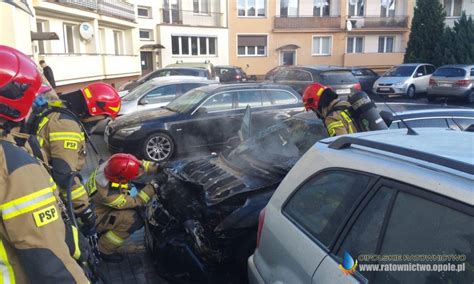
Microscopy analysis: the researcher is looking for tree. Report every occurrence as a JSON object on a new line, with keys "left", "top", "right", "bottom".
{"left": 404, "top": 0, "right": 446, "bottom": 65}
{"left": 436, "top": 27, "right": 457, "bottom": 66}
{"left": 451, "top": 12, "right": 474, "bottom": 64}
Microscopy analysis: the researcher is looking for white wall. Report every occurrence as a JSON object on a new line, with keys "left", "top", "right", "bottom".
{"left": 364, "top": 34, "right": 403, "bottom": 53}
{"left": 158, "top": 25, "right": 229, "bottom": 67}
{"left": 0, "top": 1, "right": 35, "bottom": 56}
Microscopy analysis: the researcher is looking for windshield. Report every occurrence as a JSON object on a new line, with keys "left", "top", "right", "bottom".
{"left": 226, "top": 119, "right": 327, "bottom": 172}
{"left": 166, "top": 89, "right": 209, "bottom": 113}
{"left": 122, "top": 82, "right": 156, "bottom": 101}
{"left": 320, "top": 71, "right": 358, "bottom": 84}
{"left": 384, "top": 66, "right": 416, "bottom": 77}
{"left": 433, "top": 67, "right": 467, "bottom": 77}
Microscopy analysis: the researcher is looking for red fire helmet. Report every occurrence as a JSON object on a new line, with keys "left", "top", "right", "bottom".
{"left": 104, "top": 153, "right": 141, "bottom": 183}
{"left": 82, "top": 82, "right": 121, "bottom": 119}
{"left": 302, "top": 83, "right": 329, "bottom": 111}
{"left": 0, "top": 45, "right": 42, "bottom": 122}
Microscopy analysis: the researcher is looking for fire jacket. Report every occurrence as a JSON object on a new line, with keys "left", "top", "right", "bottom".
{"left": 322, "top": 100, "right": 358, "bottom": 137}
{"left": 34, "top": 109, "right": 89, "bottom": 214}
{"left": 86, "top": 160, "right": 159, "bottom": 210}
{"left": 0, "top": 133, "right": 88, "bottom": 283}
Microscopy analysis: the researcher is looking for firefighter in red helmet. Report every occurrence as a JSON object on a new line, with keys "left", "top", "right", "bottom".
{"left": 0, "top": 45, "right": 88, "bottom": 283}
{"left": 23, "top": 81, "right": 121, "bottom": 237}
{"left": 85, "top": 153, "right": 160, "bottom": 262}
{"left": 303, "top": 83, "right": 358, "bottom": 137}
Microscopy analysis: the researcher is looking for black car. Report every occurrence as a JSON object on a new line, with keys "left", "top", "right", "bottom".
{"left": 105, "top": 83, "right": 303, "bottom": 161}
{"left": 119, "top": 67, "right": 212, "bottom": 92}
{"left": 144, "top": 111, "right": 328, "bottom": 282}
{"left": 351, "top": 67, "right": 380, "bottom": 93}
{"left": 264, "top": 66, "right": 284, "bottom": 81}
{"left": 215, "top": 65, "right": 248, "bottom": 83}
{"left": 270, "top": 65, "right": 361, "bottom": 96}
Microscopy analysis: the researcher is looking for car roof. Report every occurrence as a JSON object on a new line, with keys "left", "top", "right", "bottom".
{"left": 437, "top": 64, "right": 474, "bottom": 69}
{"left": 215, "top": 65, "right": 242, "bottom": 69}
{"left": 313, "top": 129, "right": 473, "bottom": 205}
{"left": 166, "top": 62, "right": 212, "bottom": 68}
{"left": 395, "top": 63, "right": 432, "bottom": 67}
{"left": 195, "top": 83, "right": 300, "bottom": 95}
{"left": 296, "top": 65, "right": 351, "bottom": 72}
{"left": 148, "top": 76, "right": 212, "bottom": 84}
{"left": 392, "top": 108, "right": 474, "bottom": 120}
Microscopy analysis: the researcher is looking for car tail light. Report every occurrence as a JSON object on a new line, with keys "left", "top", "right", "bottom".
{"left": 456, "top": 80, "right": 470, "bottom": 86}
{"left": 256, "top": 208, "right": 266, "bottom": 248}
{"left": 235, "top": 75, "right": 241, "bottom": 80}
{"left": 429, "top": 79, "right": 437, "bottom": 86}
{"left": 354, "top": 83, "right": 361, "bottom": 90}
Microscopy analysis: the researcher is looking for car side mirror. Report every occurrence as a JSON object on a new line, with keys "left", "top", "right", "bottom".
{"left": 379, "top": 110, "right": 393, "bottom": 127}
{"left": 415, "top": 73, "right": 423, "bottom": 77}
{"left": 139, "top": 98, "right": 149, "bottom": 105}
{"left": 195, "top": 107, "right": 208, "bottom": 116}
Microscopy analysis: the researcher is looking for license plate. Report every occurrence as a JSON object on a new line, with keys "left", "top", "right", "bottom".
{"left": 336, "top": 89, "right": 350, "bottom": 95}
{"left": 379, "top": 87, "right": 390, "bottom": 91}
{"left": 439, "top": 83, "right": 451, "bottom": 87}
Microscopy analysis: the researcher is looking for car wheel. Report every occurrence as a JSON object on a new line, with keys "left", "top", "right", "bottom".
{"left": 466, "top": 90, "right": 474, "bottom": 104}
{"left": 427, "top": 95, "right": 436, "bottom": 102}
{"left": 406, "top": 85, "right": 416, "bottom": 98}
{"left": 143, "top": 132, "right": 175, "bottom": 162}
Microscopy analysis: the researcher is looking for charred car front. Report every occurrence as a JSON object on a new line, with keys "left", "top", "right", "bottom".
{"left": 144, "top": 112, "right": 328, "bottom": 282}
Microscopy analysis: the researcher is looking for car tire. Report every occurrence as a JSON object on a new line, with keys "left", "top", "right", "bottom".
{"left": 406, "top": 85, "right": 416, "bottom": 98}
{"left": 142, "top": 132, "right": 175, "bottom": 162}
{"left": 427, "top": 95, "right": 436, "bottom": 102}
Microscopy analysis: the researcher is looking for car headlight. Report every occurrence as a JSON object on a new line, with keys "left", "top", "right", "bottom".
{"left": 393, "top": 81, "right": 405, "bottom": 87}
{"left": 117, "top": 126, "right": 141, "bottom": 136}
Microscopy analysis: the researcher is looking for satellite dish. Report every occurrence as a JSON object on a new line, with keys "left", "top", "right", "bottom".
{"left": 346, "top": 20, "right": 353, "bottom": 31}
{"left": 79, "top": 22, "right": 94, "bottom": 42}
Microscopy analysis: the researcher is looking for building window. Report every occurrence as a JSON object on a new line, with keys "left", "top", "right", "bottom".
{"left": 237, "top": 35, "right": 267, "bottom": 56}
{"left": 163, "top": 0, "right": 181, "bottom": 24}
{"left": 349, "top": 0, "right": 364, "bottom": 16}
{"left": 280, "top": 0, "right": 298, "bottom": 17}
{"left": 313, "top": 0, "right": 330, "bottom": 16}
{"left": 171, "top": 35, "right": 217, "bottom": 56}
{"left": 378, "top": 36, "right": 394, "bottom": 53}
{"left": 139, "top": 29, "right": 153, "bottom": 40}
{"left": 63, "top": 23, "right": 75, "bottom": 54}
{"left": 193, "top": 0, "right": 209, "bottom": 14}
{"left": 238, "top": 0, "right": 266, "bottom": 17}
{"left": 443, "top": 0, "right": 462, "bottom": 17}
{"left": 381, "top": 0, "right": 395, "bottom": 17}
{"left": 113, "top": 31, "right": 124, "bottom": 55}
{"left": 347, "top": 36, "right": 363, "bottom": 53}
{"left": 138, "top": 6, "right": 152, "bottom": 18}
{"left": 312, "top": 36, "right": 332, "bottom": 55}
{"left": 37, "top": 21, "right": 46, "bottom": 54}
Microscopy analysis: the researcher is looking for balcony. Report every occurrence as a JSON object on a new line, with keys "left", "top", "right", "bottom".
{"left": 160, "top": 9, "right": 225, "bottom": 28}
{"left": 274, "top": 16, "right": 341, "bottom": 30}
{"left": 47, "top": 0, "right": 135, "bottom": 22}
{"left": 350, "top": 16, "right": 409, "bottom": 29}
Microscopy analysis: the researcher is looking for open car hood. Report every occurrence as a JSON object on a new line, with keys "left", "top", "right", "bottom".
{"left": 166, "top": 155, "right": 283, "bottom": 207}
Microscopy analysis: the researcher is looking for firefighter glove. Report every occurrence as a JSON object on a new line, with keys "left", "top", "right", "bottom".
{"left": 78, "top": 206, "right": 97, "bottom": 237}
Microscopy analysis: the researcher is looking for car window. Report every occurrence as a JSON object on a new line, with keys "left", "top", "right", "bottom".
{"left": 262, "top": 92, "right": 272, "bottom": 106}
{"left": 337, "top": 187, "right": 396, "bottom": 276}
{"left": 274, "top": 69, "right": 290, "bottom": 81}
{"left": 363, "top": 69, "right": 378, "bottom": 76}
{"left": 433, "top": 67, "right": 467, "bottom": 77}
{"left": 149, "top": 70, "right": 172, "bottom": 80}
{"left": 397, "top": 118, "right": 449, "bottom": 128}
{"left": 267, "top": 90, "right": 298, "bottom": 105}
{"left": 202, "top": 93, "right": 234, "bottom": 112}
{"left": 470, "top": 68, "right": 474, "bottom": 77}
{"left": 171, "top": 69, "right": 200, "bottom": 77}
{"left": 384, "top": 66, "right": 416, "bottom": 77}
{"left": 289, "top": 70, "right": 312, "bottom": 82}
{"left": 374, "top": 191, "right": 474, "bottom": 284}
{"left": 352, "top": 69, "right": 364, "bottom": 76}
{"left": 452, "top": 118, "right": 474, "bottom": 130}
{"left": 415, "top": 66, "right": 427, "bottom": 77}
{"left": 320, "top": 71, "right": 358, "bottom": 85}
{"left": 283, "top": 171, "right": 372, "bottom": 247}
{"left": 180, "top": 83, "right": 206, "bottom": 95}
{"left": 237, "top": 90, "right": 262, "bottom": 108}
{"left": 425, "top": 65, "right": 435, "bottom": 74}
{"left": 144, "top": 84, "right": 177, "bottom": 104}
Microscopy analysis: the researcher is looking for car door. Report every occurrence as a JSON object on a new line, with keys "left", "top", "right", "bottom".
{"left": 362, "top": 69, "right": 379, "bottom": 92}
{"left": 413, "top": 65, "right": 429, "bottom": 92}
{"left": 138, "top": 84, "right": 178, "bottom": 111}
{"left": 314, "top": 179, "right": 474, "bottom": 284}
{"left": 256, "top": 170, "right": 374, "bottom": 283}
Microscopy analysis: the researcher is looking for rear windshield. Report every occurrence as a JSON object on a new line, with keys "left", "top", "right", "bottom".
{"left": 173, "top": 69, "right": 205, "bottom": 77}
{"left": 320, "top": 71, "right": 358, "bottom": 85}
{"left": 433, "top": 67, "right": 467, "bottom": 77}
{"left": 384, "top": 66, "right": 416, "bottom": 77}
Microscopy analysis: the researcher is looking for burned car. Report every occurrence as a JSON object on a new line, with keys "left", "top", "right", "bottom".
{"left": 144, "top": 111, "right": 328, "bottom": 282}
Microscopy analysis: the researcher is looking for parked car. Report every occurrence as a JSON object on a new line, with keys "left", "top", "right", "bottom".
{"left": 119, "top": 77, "right": 217, "bottom": 116}
{"left": 427, "top": 64, "right": 474, "bottom": 103}
{"left": 270, "top": 65, "right": 361, "bottom": 96}
{"left": 350, "top": 67, "right": 380, "bottom": 93}
{"left": 373, "top": 63, "right": 435, "bottom": 98}
{"left": 215, "top": 65, "right": 248, "bottom": 83}
{"left": 105, "top": 83, "right": 303, "bottom": 161}
{"left": 249, "top": 129, "right": 473, "bottom": 284}
{"left": 166, "top": 61, "right": 218, "bottom": 81}
{"left": 264, "top": 66, "right": 285, "bottom": 81}
{"left": 384, "top": 108, "right": 474, "bottom": 130}
{"left": 119, "top": 67, "right": 212, "bottom": 92}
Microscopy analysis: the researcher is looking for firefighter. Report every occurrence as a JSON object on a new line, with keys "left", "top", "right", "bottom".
{"left": 303, "top": 83, "right": 358, "bottom": 137}
{"left": 0, "top": 45, "right": 88, "bottom": 283}
{"left": 85, "top": 154, "right": 159, "bottom": 262}
{"left": 26, "top": 81, "right": 121, "bottom": 237}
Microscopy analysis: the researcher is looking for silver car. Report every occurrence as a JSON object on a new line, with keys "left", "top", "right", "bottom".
{"left": 427, "top": 64, "right": 474, "bottom": 103}
{"left": 249, "top": 129, "right": 473, "bottom": 284}
{"left": 373, "top": 63, "right": 435, "bottom": 98}
{"left": 119, "top": 76, "right": 217, "bottom": 116}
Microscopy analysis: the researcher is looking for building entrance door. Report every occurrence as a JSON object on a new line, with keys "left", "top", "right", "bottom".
{"left": 140, "top": 51, "right": 153, "bottom": 75}
{"left": 281, "top": 51, "right": 296, "bottom": 66}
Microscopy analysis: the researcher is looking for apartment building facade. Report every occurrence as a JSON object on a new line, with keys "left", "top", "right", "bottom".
{"left": 135, "top": 0, "right": 229, "bottom": 75}
{"left": 443, "top": 0, "right": 474, "bottom": 27}
{"left": 228, "top": 0, "right": 414, "bottom": 77}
